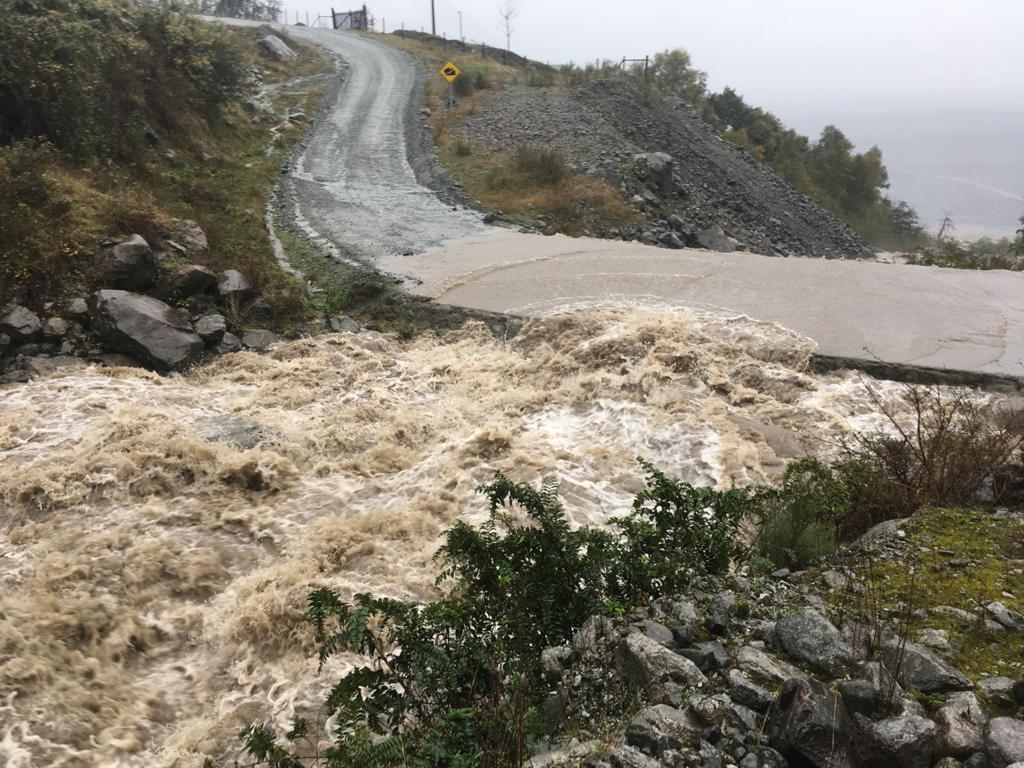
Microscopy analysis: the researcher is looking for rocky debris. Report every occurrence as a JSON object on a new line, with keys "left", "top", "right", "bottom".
{"left": 883, "top": 640, "right": 972, "bottom": 694}
{"left": 218, "top": 269, "right": 256, "bottom": 303}
{"left": 241, "top": 329, "right": 278, "bottom": 351}
{"left": 88, "top": 290, "right": 204, "bottom": 372}
{"left": 705, "top": 590, "right": 735, "bottom": 634}
{"left": 615, "top": 631, "right": 706, "bottom": 690}
{"left": 217, "top": 332, "right": 242, "bottom": 354}
{"left": 199, "top": 415, "right": 266, "bottom": 449}
{"left": 625, "top": 704, "right": 703, "bottom": 756}
{"left": 988, "top": 718, "right": 1024, "bottom": 768}
{"left": 862, "top": 713, "right": 937, "bottom": 768}
{"left": 170, "top": 265, "right": 218, "bottom": 297}
{"left": 541, "top": 646, "right": 574, "bottom": 682}
{"left": 774, "top": 607, "right": 852, "bottom": 675}
{"left": 194, "top": 313, "right": 228, "bottom": 344}
{"left": 41, "top": 317, "right": 70, "bottom": 339}
{"left": 527, "top": 740, "right": 601, "bottom": 767}
{"left": 22, "top": 356, "right": 86, "bottom": 379}
{"left": 259, "top": 34, "right": 297, "bottom": 61}
{"left": 65, "top": 298, "right": 89, "bottom": 321}
{"left": 735, "top": 645, "right": 804, "bottom": 686}
{"left": 726, "top": 669, "right": 774, "bottom": 713}
{"left": 935, "top": 692, "right": 987, "bottom": 760}
{"left": 987, "top": 601, "right": 1024, "bottom": 630}
{"left": 454, "top": 79, "right": 872, "bottom": 258}
{"left": 766, "top": 677, "right": 856, "bottom": 768}
{"left": 104, "top": 234, "right": 158, "bottom": 291}
{"left": 573, "top": 615, "right": 616, "bottom": 652}
{"left": 678, "top": 640, "right": 730, "bottom": 673}
{"left": 243, "top": 297, "right": 274, "bottom": 323}
{"left": 329, "top": 314, "right": 362, "bottom": 333}
{"left": 837, "top": 661, "right": 904, "bottom": 718}
{"left": 1, "top": 304, "right": 42, "bottom": 341}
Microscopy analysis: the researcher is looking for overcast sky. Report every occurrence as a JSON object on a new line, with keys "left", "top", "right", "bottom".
{"left": 282, "top": 0, "right": 1024, "bottom": 126}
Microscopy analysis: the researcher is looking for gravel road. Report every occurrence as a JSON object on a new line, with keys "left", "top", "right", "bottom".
{"left": 275, "top": 27, "right": 483, "bottom": 264}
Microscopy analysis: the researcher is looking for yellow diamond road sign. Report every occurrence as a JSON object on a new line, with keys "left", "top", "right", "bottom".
{"left": 440, "top": 61, "right": 461, "bottom": 82}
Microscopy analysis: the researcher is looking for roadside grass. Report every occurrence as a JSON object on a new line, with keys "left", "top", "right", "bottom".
{"left": 440, "top": 140, "right": 639, "bottom": 236}
{"left": 835, "top": 506, "right": 1024, "bottom": 689}
{"left": 0, "top": 9, "right": 329, "bottom": 327}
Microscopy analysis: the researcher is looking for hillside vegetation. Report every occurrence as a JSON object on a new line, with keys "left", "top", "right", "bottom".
{"left": 0, "top": 0, "right": 326, "bottom": 320}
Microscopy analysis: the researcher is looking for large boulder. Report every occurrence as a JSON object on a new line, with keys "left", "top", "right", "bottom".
{"left": 259, "top": 34, "right": 297, "bottom": 60}
{"left": 634, "top": 152, "right": 674, "bottom": 198}
{"left": 735, "top": 645, "right": 805, "bottom": 686}
{"left": 616, "top": 631, "right": 706, "bottom": 689}
{"left": 935, "top": 692, "right": 987, "bottom": 759}
{"left": 837, "top": 661, "right": 904, "bottom": 718}
{"left": 766, "top": 677, "right": 856, "bottom": 768}
{"left": 241, "top": 329, "right": 278, "bottom": 351}
{"left": 883, "top": 640, "right": 972, "bottom": 693}
{"left": 89, "top": 290, "right": 204, "bottom": 372}
{"left": 104, "top": 234, "right": 157, "bottom": 291}
{"left": 774, "top": 608, "right": 852, "bottom": 675}
{"left": 1, "top": 304, "right": 42, "bottom": 341}
{"left": 170, "top": 265, "right": 218, "bottom": 297}
{"left": 988, "top": 718, "right": 1024, "bottom": 768}
{"left": 170, "top": 218, "right": 209, "bottom": 256}
{"left": 861, "top": 714, "right": 937, "bottom": 768}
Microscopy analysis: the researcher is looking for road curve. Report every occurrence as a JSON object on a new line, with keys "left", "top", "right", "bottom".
{"left": 272, "top": 25, "right": 483, "bottom": 262}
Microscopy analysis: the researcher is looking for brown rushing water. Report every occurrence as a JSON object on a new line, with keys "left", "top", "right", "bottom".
{"left": 1, "top": 308, "right": 914, "bottom": 767}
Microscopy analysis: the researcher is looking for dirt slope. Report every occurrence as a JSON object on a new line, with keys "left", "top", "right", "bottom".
{"left": 454, "top": 78, "right": 873, "bottom": 258}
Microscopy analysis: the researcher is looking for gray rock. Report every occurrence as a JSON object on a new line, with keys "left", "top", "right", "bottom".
{"left": 241, "top": 329, "right": 278, "bottom": 351}
{"left": 23, "top": 356, "right": 86, "bottom": 378}
{"left": 0, "top": 333, "right": 9, "bottom": 352}
{"left": 735, "top": 645, "right": 804, "bottom": 686}
{"left": 987, "top": 601, "right": 1024, "bottom": 630}
{"left": 217, "top": 332, "right": 242, "bottom": 354}
{"left": 978, "top": 677, "right": 1017, "bottom": 698}
{"left": 636, "top": 619, "right": 675, "bottom": 648}
{"left": 933, "top": 759, "right": 964, "bottom": 768}
{"left": 597, "top": 745, "right": 661, "bottom": 768}
{"left": 695, "top": 225, "right": 736, "bottom": 252}
{"left": 653, "top": 598, "right": 700, "bottom": 626}
{"left": 883, "top": 640, "right": 971, "bottom": 693}
{"left": 837, "top": 661, "right": 903, "bottom": 718}
{"left": 199, "top": 414, "right": 266, "bottom": 449}
{"left": 218, "top": 270, "right": 256, "bottom": 303}
{"left": 625, "top": 704, "right": 703, "bottom": 755}
{"left": 989, "top": 718, "right": 1024, "bottom": 768}
{"left": 766, "top": 677, "right": 855, "bottom": 768}
{"left": 105, "top": 234, "right": 157, "bottom": 291}
{"left": 89, "top": 290, "right": 203, "bottom": 372}
{"left": 1, "top": 304, "right": 42, "bottom": 341}
{"left": 616, "top": 631, "right": 706, "bottom": 689}
{"left": 171, "top": 219, "right": 209, "bottom": 256}
{"left": 706, "top": 590, "right": 735, "bottom": 634}
{"left": 863, "top": 714, "right": 937, "bottom": 768}
{"left": 171, "top": 265, "right": 218, "bottom": 297}
{"left": 678, "top": 640, "right": 730, "bottom": 672}
{"left": 244, "top": 297, "right": 274, "bottom": 323}
{"left": 774, "top": 608, "right": 851, "bottom": 674}
{"left": 41, "top": 317, "right": 71, "bottom": 339}
{"left": 935, "top": 692, "right": 987, "bottom": 759}
{"left": 658, "top": 231, "right": 685, "bottom": 249}
{"left": 726, "top": 668, "right": 774, "bottom": 712}
{"left": 688, "top": 692, "right": 732, "bottom": 726}
{"left": 821, "top": 569, "right": 850, "bottom": 590}
{"left": 572, "top": 615, "right": 615, "bottom": 652}
{"left": 194, "top": 313, "right": 228, "bottom": 344}
{"left": 540, "top": 645, "right": 573, "bottom": 682}
{"left": 259, "top": 34, "right": 297, "bottom": 60}
{"left": 65, "top": 297, "right": 89, "bottom": 320}
{"left": 526, "top": 739, "right": 599, "bottom": 767}
{"left": 329, "top": 314, "right": 362, "bottom": 333}
{"left": 634, "top": 152, "right": 674, "bottom": 198}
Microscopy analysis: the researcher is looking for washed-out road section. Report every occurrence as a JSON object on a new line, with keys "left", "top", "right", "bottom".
{"left": 231, "top": 21, "right": 1024, "bottom": 380}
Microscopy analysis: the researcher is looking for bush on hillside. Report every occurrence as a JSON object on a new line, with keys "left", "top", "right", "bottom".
{"left": 836, "top": 385, "right": 1024, "bottom": 537}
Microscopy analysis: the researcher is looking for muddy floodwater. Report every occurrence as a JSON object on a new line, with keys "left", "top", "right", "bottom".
{"left": 0, "top": 308, "right": 924, "bottom": 767}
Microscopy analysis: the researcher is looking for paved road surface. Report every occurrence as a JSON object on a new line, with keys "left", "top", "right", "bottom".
{"left": 382, "top": 230, "right": 1024, "bottom": 378}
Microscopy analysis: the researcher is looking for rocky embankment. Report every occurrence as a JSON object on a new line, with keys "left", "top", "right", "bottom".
{"left": 0, "top": 222, "right": 343, "bottom": 381}
{"left": 535, "top": 512, "right": 1024, "bottom": 768}
{"left": 455, "top": 79, "right": 872, "bottom": 258}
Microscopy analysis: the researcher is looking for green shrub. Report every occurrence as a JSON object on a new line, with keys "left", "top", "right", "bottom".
{"left": 512, "top": 145, "right": 568, "bottom": 187}
{"left": 219, "top": 464, "right": 755, "bottom": 767}
{"left": 755, "top": 458, "right": 850, "bottom": 570}
{"left": 452, "top": 67, "right": 490, "bottom": 98}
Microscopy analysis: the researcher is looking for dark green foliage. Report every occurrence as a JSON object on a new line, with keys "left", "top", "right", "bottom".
{"left": 198, "top": 0, "right": 281, "bottom": 21}
{"left": 511, "top": 146, "right": 568, "bottom": 186}
{"left": 453, "top": 67, "right": 491, "bottom": 97}
{"left": 224, "top": 463, "right": 751, "bottom": 767}
{"left": 906, "top": 237, "right": 1024, "bottom": 271}
{"left": 755, "top": 458, "right": 850, "bottom": 570}
{"left": 612, "top": 459, "right": 750, "bottom": 598}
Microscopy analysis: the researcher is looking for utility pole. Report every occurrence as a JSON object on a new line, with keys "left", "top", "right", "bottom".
{"left": 458, "top": 10, "right": 463, "bottom": 41}
{"left": 431, "top": 0, "right": 436, "bottom": 36}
